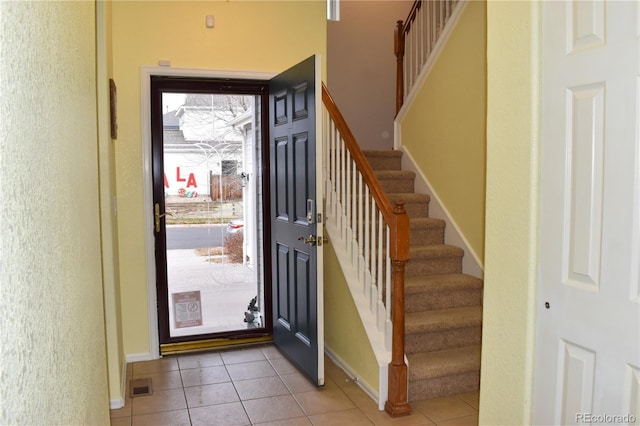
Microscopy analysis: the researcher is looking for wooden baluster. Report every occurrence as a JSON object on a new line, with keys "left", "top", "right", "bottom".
{"left": 377, "top": 210, "right": 385, "bottom": 331}
{"left": 395, "top": 20, "right": 405, "bottom": 115}
{"left": 385, "top": 224, "right": 392, "bottom": 350}
{"left": 370, "top": 199, "right": 378, "bottom": 313}
{"left": 358, "top": 173, "right": 364, "bottom": 284}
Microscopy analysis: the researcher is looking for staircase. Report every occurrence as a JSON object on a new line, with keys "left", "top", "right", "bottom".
{"left": 363, "top": 149, "right": 483, "bottom": 401}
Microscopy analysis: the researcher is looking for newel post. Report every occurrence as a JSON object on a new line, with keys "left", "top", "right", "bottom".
{"left": 384, "top": 201, "right": 411, "bottom": 417}
{"left": 394, "top": 20, "right": 405, "bottom": 116}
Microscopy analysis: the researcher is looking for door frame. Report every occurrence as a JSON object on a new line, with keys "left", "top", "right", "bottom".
{"left": 141, "top": 67, "right": 275, "bottom": 359}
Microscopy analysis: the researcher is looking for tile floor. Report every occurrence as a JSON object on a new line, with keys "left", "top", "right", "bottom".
{"left": 110, "top": 344, "right": 479, "bottom": 426}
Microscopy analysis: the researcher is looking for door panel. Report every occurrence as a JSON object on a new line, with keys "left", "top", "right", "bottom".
{"left": 534, "top": 1, "right": 640, "bottom": 423}
{"left": 269, "top": 55, "right": 324, "bottom": 385}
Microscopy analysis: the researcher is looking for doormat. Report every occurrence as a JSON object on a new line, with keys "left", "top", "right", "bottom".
{"left": 130, "top": 378, "right": 153, "bottom": 397}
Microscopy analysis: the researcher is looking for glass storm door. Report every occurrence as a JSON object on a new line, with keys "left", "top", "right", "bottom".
{"left": 150, "top": 77, "right": 269, "bottom": 346}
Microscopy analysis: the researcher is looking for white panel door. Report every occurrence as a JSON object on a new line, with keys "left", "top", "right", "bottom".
{"left": 535, "top": 1, "right": 640, "bottom": 424}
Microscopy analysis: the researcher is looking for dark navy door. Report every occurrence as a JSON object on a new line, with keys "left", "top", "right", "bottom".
{"left": 269, "top": 55, "right": 324, "bottom": 385}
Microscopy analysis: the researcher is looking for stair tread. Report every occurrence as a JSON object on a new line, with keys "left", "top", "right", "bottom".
{"left": 374, "top": 170, "right": 415, "bottom": 179}
{"left": 386, "top": 192, "right": 430, "bottom": 202}
{"left": 405, "top": 273, "right": 483, "bottom": 293}
{"left": 407, "top": 346, "right": 482, "bottom": 380}
{"left": 406, "top": 306, "right": 482, "bottom": 333}
{"left": 363, "top": 149, "right": 403, "bottom": 158}
{"left": 410, "top": 244, "right": 464, "bottom": 258}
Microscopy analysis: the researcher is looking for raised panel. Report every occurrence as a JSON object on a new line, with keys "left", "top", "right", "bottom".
{"left": 624, "top": 364, "right": 640, "bottom": 421}
{"left": 292, "top": 81, "right": 309, "bottom": 121}
{"left": 567, "top": 0, "right": 605, "bottom": 54}
{"left": 275, "top": 137, "right": 289, "bottom": 221}
{"left": 294, "top": 249, "right": 311, "bottom": 347}
{"left": 293, "top": 132, "right": 309, "bottom": 225}
{"left": 273, "top": 89, "right": 288, "bottom": 126}
{"left": 276, "top": 243, "right": 290, "bottom": 329}
{"left": 563, "top": 83, "right": 605, "bottom": 291}
{"left": 555, "top": 340, "right": 596, "bottom": 425}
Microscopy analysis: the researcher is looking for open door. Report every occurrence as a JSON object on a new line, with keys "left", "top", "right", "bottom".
{"left": 269, "top": 55, "right": 324, "bottom": 385}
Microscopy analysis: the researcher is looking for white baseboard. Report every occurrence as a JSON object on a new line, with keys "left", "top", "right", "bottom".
{"left": 324, "top": 346, "right": 383, "bottom": 410}
{"left": 398, "top": 145, "right": 484, "bottom": 279}
{"left": 109, "top": 356, "right": 129, "bottom": 409}
{"left": 125, "top": 352, "right": 156, "bottom": 363}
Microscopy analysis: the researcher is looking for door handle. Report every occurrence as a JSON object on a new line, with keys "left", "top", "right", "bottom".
{"left": 154, "top": 203, "right": 174, "bottom": 233}
{"left": 297, "top": 235, "right": 328, "bottom": 246}
{"left": 298, "top": 235, "right": 317, "bottom": 246}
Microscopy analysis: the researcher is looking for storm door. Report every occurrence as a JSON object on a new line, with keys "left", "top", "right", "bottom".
{"left": 150, "top": 77, "right": 270, "bottom": 348}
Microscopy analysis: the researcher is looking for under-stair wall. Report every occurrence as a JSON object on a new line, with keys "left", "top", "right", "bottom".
{"left": 395, "top": 0, "right": 487, "bottom": 276}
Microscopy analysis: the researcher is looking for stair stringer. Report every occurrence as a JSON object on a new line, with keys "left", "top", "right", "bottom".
{"left": 324, "top": 219, "right": 393, "bottom": 411}
{"left": 395, "top": 143, "right": 484, "bottom": 279}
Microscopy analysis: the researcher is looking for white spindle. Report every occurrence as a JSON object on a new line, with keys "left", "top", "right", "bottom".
{"left": 364, "top": 186, "right": 371, "bottom": 297}
{"left": 345, "top": 150, "right": 351, "bottom": 252}
{"left": 358, "top": 173, "right": 364, "bottom": 282}
{"left": 376, "top": 210, "right": 384, "bottom": 330}
{"left": 370, "top": 198, "right": 378, "bottom": 312}
{"left": 385, "top": 224, "right": 392, "bottom": 350}
{"left": 351, "top": 161, "right": 358, "bottom": 265}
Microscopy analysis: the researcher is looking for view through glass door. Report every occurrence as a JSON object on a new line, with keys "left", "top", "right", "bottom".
{"left": 151, "top": 77, "right": 270, "bottom": 346}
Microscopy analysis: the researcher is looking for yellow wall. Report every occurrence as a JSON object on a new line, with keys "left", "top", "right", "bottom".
{"left": 111, "top": 1, "right": 327, "bottom": 355}
{"left": 399, "top": 1, "right": 486, "bottom": 263}
{"left": 98, "top": 0, "right": 126, "bottom": 404}
{"left": 479, "top": 1, "right": 539, "bottom": 424}
{"left": 324, "top": 241, "right": 380, "bottom": 393}
{"left": 0, "top": 2, "right": 109, "bottom": 424}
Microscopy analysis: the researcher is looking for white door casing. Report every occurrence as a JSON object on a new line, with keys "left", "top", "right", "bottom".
{"left": 534, "top": 1, "right": 640, "bottom": 424}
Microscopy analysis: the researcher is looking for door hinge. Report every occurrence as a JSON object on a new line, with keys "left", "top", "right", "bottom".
{"left": 317, "top": 212, "right": 322, "bottom": 224}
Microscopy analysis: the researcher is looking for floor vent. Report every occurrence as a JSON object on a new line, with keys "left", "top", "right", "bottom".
{"left": 130, "top": 378, "right": 153, "bottom": 397}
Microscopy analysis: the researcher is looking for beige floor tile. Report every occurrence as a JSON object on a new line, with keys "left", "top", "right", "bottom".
{"left": 132, "top": 357, "right": 179, "bottom": 375}
{"left": 178, "top": 352, "right": 224, "bottom": 370}
{"left": 234, "top": 376, "right": 290, "bottom": 400}
{"left": 269, "top": 356, "right": 300, "bottom": 375}
{"left": 242, "top": 394, "right": 306, "bottom": 424}
{"left": 110, "top": 398, "right": 132, "bottom": 419}
{"left": 260, "top": 345, "right": 285, "bottom": 360}
{"left": 455, "top": 391, "right": 479, "bottom": 410}
{"left": 226, "top": 360, "right": 277, "bottom": 381}
{"left": 189, "top": 401, "right": 251, "bottom": 426}
{"left": 309, "top": 407, "right": 374, "bottom": 425}
{"left": 131, "top": 409, "right": 190, "bottom": 426}
{"left": 412, "top": 397, "right": 476, "bottom": 423}
{"left": 184, "top": 381, "right": 240, "bottom": 408}
{"left": 435, "top": 414, "right": 478, "bottom": 426}
{"left": 281, "top": 371, "right": 319, "bottom": 394}
{"left": 254, "top": 417, "right": 312, "bottom": 426}
{"left": 361, "top": 405, "right": 434, "bottom": 426}
{"left": 132, "top": 370, "right": 183, "bottom": 391}
{"left": 110, "top": 416, "right": 131, "bottom": 426}
{"left": 293, "top": 384, "right": 356, "bottom": 416}
{"left": 131, "top": 388, "right": 187, "bottom": 416}
{"left": 181, "top": 365, "right": 231, "bottom": 387}
{"left": 221, "top": 347, "right": 266, "bottom": 364}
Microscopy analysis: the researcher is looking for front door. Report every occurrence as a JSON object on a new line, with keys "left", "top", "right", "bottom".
{"left": 269, "top": 55, "right": 325, "bottom": 385}
{"left": 534, "top": 1, "right": 640, "bottom": 423}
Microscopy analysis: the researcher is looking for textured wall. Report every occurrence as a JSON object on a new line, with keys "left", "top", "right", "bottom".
{"left": 480, "top": 1, "right": 539, "bottom": 424}
{"left": 399, "top": 1, "right": 487, "bottom": 264}
{"left": 0, "top": 2, "right": 109, "bottom": 424}
{"left": 111, "top": 0, "right": 327, "bottom": 356}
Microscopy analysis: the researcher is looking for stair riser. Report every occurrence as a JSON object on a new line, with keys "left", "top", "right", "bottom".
{"left": 400, "top": 202, "right": 429, "bottom": 218}
{"left": 405, "top": 327, "right": 482, "bottom": 354}
{"left": 405, "top": 289, "right": 483, "bottom": 312}
{"left": 409, "top": 371, "right": 480, "bottom": 401}
{"left": 365, "top": 156, "right": 402, "bottom": 171}
{"left": 410, "top": 227, "right": 444, "bottom": 246}
{"left": 378, "top": 178, "right": 414, "bottom": 194}
{"left": 406, "top": 257, "right": 462, "bottom": 277}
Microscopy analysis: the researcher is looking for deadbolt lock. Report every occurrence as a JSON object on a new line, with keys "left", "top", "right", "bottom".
{"left": 297, "top": 235, "right": 328, "bottom": 247}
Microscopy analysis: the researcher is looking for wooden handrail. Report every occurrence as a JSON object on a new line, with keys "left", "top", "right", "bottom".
{"left": 322, "top": 84, "right": 411, "bottom": 417}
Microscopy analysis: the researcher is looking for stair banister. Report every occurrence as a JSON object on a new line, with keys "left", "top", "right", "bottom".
{"left": 322, "top": 84, "right": 411, "bottom": 417}
{"left": 395, "top": 0, "right": 460, "bottom": 114}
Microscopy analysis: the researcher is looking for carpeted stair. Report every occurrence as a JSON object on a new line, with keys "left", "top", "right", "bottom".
{"left": 363, "top": 149, "right": 483, "bottom": 401}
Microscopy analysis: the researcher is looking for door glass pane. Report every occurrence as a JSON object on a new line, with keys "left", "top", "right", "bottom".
{"left": 162, "top": 92, "right": 264, "bottom": 338}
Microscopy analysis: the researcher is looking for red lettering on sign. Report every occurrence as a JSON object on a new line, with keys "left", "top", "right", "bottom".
{"left": 186, "top": 173, "right": 197, "bottom": 188}
{"left": 164, "top": 173, "right": 169, "bottom": 188}
{"left": 176, "top": 167, "right": 186, "bottom": 182}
